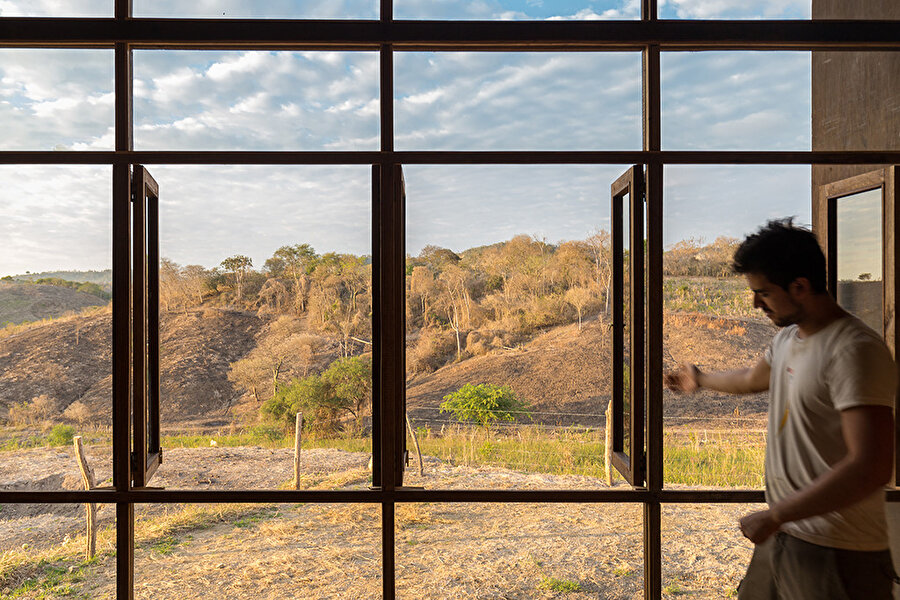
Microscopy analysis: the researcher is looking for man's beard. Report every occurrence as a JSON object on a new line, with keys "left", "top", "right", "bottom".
{"left": 766, "top": 304, "right": 803, "bottom": 328}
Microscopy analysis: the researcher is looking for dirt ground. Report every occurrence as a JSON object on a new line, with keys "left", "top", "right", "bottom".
{"left": 1, "top": 444, "right": 758, "bottom": 599}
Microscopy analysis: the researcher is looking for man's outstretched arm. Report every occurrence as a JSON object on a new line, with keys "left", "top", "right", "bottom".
{"left": 739, "top": 404, "right": 894, "bottom": 544}
{"left": 664, "top": 357, "right": 770, "bottom": 395}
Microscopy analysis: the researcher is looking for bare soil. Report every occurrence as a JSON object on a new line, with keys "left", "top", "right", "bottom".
{"left": 1, "top": 444, "right": 758, "bottom": 600}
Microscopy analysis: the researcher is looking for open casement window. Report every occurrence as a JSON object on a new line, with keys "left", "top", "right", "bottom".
{"left": 132, "top": 165, "right": 162, "bottom": 488}
{"left": 816, "top": 166, "right": 898, "bottom": 479}
{"left": 397, "top": 165, "right": 409, "bottom": 482}
{"left": 610, "top": 165, "right": 646, "bottom": 487}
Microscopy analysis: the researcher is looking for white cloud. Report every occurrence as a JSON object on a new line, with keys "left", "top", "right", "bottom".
{"left": 132, "top": 50, "right": 379, "bottom": 150}
{"left": 0, "top": 0, "right": 823, "bottom": 273}
{"left": 0, "top": 50, "right": 114, "bottom": 150}
{"left": 395, "top": 52, "right": 642, "bottom": 150}
{"left": 132, "top": 0, "right": 377, "bottom": 18}
{"left": 0, "top": 0, "right": 109, "bottom": 16}
{"left": 659, "top": 0, "right": 810, "bottom": 19}
{"left": 661, "top": 51, "right": 810, "bottom": 150}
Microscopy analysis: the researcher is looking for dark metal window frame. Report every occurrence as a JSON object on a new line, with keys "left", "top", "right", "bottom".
{"left": 131, "top": 165, "right": 162, "bottom": 488}
{"left": 1, "top": 1, "right": 900, "bottom": 598}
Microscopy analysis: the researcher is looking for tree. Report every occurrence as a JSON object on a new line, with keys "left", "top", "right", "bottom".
{"left": 272, "top": 243, "right": 317, "bottom": 312}
{"left": 436, "top": 264, "right": 473, "bottom": 361}
{"left": 261, "top": 355, "right": 371, "bottom": 435}
{"left": 439, "top": 383, "right": 532, "bottom": 429}
{"left": 228, "top": 317, "right": 320, "bottom": 403}
{"left": 181, "top": 264, "right": 212, "bottom": 306}
{"left": 321, "top": 356, "right": 372, "bottom": 431}
{"left": 565, "top": 286, "right": 594, "bottom": 330}
{"left": 220, "top": 254, "right": 253, "bottom": 303}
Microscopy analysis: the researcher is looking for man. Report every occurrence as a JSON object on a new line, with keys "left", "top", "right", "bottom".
{"left": 665, "top": 219, "right": 897, "bottom": 599}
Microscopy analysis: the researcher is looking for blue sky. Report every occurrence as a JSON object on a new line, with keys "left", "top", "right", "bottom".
{"left": 0, "top": 0, "right": 811, "bottom": 19}
{"left": 0, "top": 1, "right": 815, "bottom": 276}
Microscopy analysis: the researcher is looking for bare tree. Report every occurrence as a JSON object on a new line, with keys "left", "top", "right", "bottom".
{"left": 220, "top": 254, "right": 253, "bottom": 304}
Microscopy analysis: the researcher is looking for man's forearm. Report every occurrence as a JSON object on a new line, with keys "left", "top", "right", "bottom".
{"left": 697, "top": 368, "right": 762, "bottom": 394}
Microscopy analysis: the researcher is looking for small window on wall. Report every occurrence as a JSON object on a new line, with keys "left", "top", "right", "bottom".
{"left": 819, "top": 167, "right": 897, "bottom": 352}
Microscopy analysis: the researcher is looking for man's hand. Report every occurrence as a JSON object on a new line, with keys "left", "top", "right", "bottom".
{"left": 664, "top": 363, "right": 701, "bottom": 393}
{"left": 739, "top": 509, "right": 781, "bottom": 544}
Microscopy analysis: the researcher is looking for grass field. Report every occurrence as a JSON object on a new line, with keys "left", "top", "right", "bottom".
{"left": 158, "top": 424, "right": 764, "bottom": 488}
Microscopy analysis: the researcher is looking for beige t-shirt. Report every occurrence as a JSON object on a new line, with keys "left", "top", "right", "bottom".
{"left": 764, "top": 315, "right": 897, "bottom": 550}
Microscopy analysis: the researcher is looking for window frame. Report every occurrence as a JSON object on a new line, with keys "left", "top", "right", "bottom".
{"left": 131, "top": 164, "right": 162, "bottom": 488}
{"left": 0, "top": 5, "right": 899, "bottom": 600}
{"left": 611, "top": 164, "right": 646, "bottom": 487}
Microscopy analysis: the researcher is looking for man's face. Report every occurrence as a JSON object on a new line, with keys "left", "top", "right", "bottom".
{"left": 745, "top": 272, "right": 803, "bottom": 327}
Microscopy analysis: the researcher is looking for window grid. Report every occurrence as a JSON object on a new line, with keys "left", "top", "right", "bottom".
{"left": 1, "top": 5, "right": 899, "bottom": 600}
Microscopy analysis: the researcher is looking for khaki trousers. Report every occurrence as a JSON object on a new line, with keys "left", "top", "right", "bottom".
{"left": 738, "top": 532, "right": 895, "bottom": 600}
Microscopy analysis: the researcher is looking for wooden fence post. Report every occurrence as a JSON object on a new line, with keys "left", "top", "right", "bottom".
{"left": 294, "top": 413, "right": 303, "bottom": 490}
{"left": 604, "top": 400, "right": 614, "bottom": 486}
{"left": 405, "top": 413, "right": 424, "bottom": 477}
{"left": 73, "top": 436, "right": 97, "bottom": 559}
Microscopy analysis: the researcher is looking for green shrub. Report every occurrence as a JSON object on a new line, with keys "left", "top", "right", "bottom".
{"left": 439, "top": 383, "right": 532, "bottom": 428}
{"left": 47, "top": 424, "right": 76, "bottom": 446}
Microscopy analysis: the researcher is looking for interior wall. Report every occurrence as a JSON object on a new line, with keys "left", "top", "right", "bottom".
{"left": 811, "top": 0, "right": 900, "bottom": 234}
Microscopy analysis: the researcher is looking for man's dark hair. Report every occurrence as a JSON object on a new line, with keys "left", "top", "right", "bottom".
{"left": 732, "top": 218, "right": 827, "bottom": 293}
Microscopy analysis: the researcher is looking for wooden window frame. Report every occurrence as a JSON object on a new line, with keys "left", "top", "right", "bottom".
{"left": 0, "top": 5, "right": 899, "bottom": 600}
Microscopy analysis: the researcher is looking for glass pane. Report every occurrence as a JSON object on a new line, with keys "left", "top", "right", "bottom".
{"left": 663, "top": 165, "right": 811, "bottom": 488}
{"left": 0, "top": 502, "right": 116, "bottom": 598}
{"left": 659, "top": 0, "right": 809, "bottom": 19}
{"left": 405, "top": 165, "right": 626, "bottom": 489}
{"left": 395, "top": 52, "right": 642, "bottom": 151}
{"left": 0, "top": 0, "right": 111, "bottom": 16}
{"left": 145, "top": 166, "right": 372, "bottom": 490}
{"left": 836, "top": 188, "right": 883, "bottom": 334}
{"left": 395, "top": 1, "right": 641, "bottom": 20}
{"left": 133, "top": 51, "right": 379, "bottom": 151}
{"left": 396, "top": 503, "right": 643, "bottom": 598}
{"left": 0, "top": 50, "right": 114, "bottom": 151}
{"left": 134, "top": 0, "right": 378, "bottom": 18}
{"left": 0, "top": 166, "right": 113, "bottom": 489}
{"left": 662, "top": 504, "right": 764, "bottom": 598}
{"left": 662, "top": 52, "right": 811, "bottom": 151}
{"left": 131, "top": 503, "right": 380, "bottom": 599}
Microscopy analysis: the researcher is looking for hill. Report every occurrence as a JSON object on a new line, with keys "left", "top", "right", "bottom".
{"left": 0, "top": 308, "right": 265, "bottom": 425}
{"left": 0, "top": 282, "right": 109, "bottom": 326}
{"left": 0, "top": 306, "right": 774, "bottom": 429}
{"left": 407, "top": 311, "right": 774, "bottom": 428}
{"left": 8, "top": 269, "right": 112, "bottom": 289}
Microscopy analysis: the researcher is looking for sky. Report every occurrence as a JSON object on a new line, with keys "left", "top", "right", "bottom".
{"left": 0, "top": 0, "right": 819, "bottom": 276}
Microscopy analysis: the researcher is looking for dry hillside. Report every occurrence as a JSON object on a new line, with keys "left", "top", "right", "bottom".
{"left": 407, "top": 312, "right": 775, "bottom": 428}
{"left": 0, "top": 282, "right": 107, "bottom": 326}
{"left": 0, "top": 305, "right": 775, "bottom": 428}
{"left": 0, "top": 309, "right": 264, "bottom": 424}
